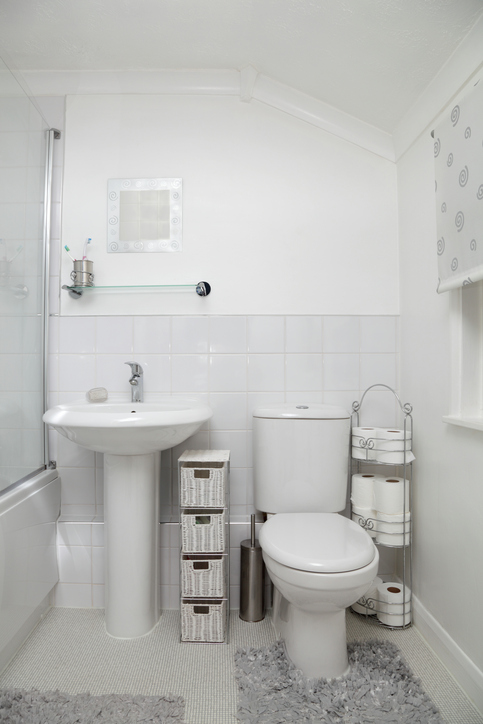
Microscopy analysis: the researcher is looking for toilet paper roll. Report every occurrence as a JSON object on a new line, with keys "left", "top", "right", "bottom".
{"left": 376, "top": 581, "right": 411, "bottom": 627}
{"left": 351, "top": 576, "right": 383, "bottom": 615}
{"left": 352, "top": 427, "right": 378, "bottom": 460}
{"left": 374, "top": 477, "right": 410, "bottom": 515}
{"left": 375, "top": 511, "right": 411, "bottom": 546}
{"left": 377, "top": 449, "right": 415, "bottom": 465}
{"left": 351, "top": 473, "right": 376, "bottom": 509}
{"left": 351, "top": 505, "right": 377, "bottom": 537}
{"left": 375, "top": 428, "right": 413, "bottom": 464}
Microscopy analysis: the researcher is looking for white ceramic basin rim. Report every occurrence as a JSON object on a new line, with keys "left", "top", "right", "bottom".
{"left": 43, "top": 398, "right": 213, "bottom": 455}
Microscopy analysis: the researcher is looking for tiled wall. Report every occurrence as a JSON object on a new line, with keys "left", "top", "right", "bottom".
{"left": 48, "top": 313, "right": 399, "bottom": 608}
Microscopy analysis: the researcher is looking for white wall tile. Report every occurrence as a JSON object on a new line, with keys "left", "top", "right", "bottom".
{"left": 133, "top": 316, "right": 170, "bottom": 353}
{"left": 210, "top": 316, "right": 247, "bottom": 353}
{"left": 54, "top": 583, "right": 92, "bottom": 608}
{"left": 285, "top": 391, "right": 324, "bottom": 404}
{"left": 285, "top": 354, "right": 323, "bottom": 391}
{"left": 209, "top": 355, "right": 246, "bottom": 392}
{"left": 209, "top": 430, "right": 247, "bottom": 467}
{"left": 209, "top": 393, "right": 247, "bottom": 430}
{"left": 58, "top": 545, "right": 92, "bottom": 583}
{"left": 49, "top": 316, "right": 59, "bottom": 354}
{"left": 57, "top": 522, "right": 91, "bottom": 546}
{"left": 247, "top": 355, "right": 284, "bottom": 391}
{"left": 60, "top": 467, "right": 96, "bottom": 506}
{"left": 56, "top": 434, "right": 95, "bottom": 468}
{"left": 92, "top": 547, "right": 104, "bottom": 584}
{"left": 171, "top": 430, "right": 210, "bottom": 461}
{"left": 353, "top": 389, "right": 398, "bottom": 427}
{"left": 92, "top": 523, "right": 104, "bottom": 546}
{"left": 323, "top": 354, "right": 360, "bottom": 390}
{"left": 172, "top": 316, "right": 209, "bottom": 353}
{"left": 323, "top": 316, "right": 360, "bottom": 353}
{"left": 229, "top": 467, "right": 248, "bottom": 506}
{"left": 360, "top": 316, "right": 397, "bottom": 353}
{"left": 172, "top": 354, "right": 209, "bottom": 391}
{"left": 96, "top": 353, "right": 139, "bottom": 392}
{"left": 360, "top": 353, "right": 397, "bottom": 390}
{"left": 60, "top": 504, "right": 96, "bottom": 518}
{"left": 132, "top": 355, "right": 171, "bottom": 392}
{"left": 323, "top": 390, "right": 358, "bottom": 414}
{"left": 247, "top": 316, "right": 284, "bottom": 353}
{"left": 59, "top": 316, "right": 96, "bottom": 353}
{"left": 286, "top": 316, "right": 322, "bottom": 353}
{"left": 96, "top": 316, "right": 133, "bottom": 354}
{"left": 49, "top": 276, "right": 60, "bottom": 316}
{"left": 92, "top": 584, "right": 105, "bottom": 608}
{"left": 58, "top": 353, "right": 95, "bottom": 392}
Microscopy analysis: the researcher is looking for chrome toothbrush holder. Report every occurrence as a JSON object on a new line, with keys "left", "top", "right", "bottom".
{"left": 70, "top": 259, "right": 94, "bottom": 287}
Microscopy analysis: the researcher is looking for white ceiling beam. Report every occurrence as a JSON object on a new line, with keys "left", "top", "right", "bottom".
{"left": 20, "top": 66, "right": 395, "bottom": 161}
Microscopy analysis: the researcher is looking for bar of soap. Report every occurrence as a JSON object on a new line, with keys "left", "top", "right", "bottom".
{"left": 86, "top": 387, "right": 108, "bottom": 403}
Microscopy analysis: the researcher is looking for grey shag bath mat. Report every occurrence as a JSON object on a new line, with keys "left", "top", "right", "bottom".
{"left": 235, "top": 640, "right": 444, "bottom": 723}
{"left": 0, "top": 689, "right": 186, "bottom": 723}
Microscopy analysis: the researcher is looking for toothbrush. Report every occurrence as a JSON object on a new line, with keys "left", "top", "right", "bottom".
{"left": 82, "top": 237, "right": 91, "bottom": 260}
{"left": 8, "top": 245, "right": 23, "bottom": 262}
{"left": 64, "top": 245, "right": 76, "bottom": 262}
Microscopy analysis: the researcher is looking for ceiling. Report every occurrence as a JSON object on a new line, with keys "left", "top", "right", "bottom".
{"left": 0, "top": 0, "right": 482, "bottom": 133}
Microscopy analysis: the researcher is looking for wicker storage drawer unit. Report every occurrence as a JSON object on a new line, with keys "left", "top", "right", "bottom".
{"left": 181, "top": 600, "right": 227, "bottom": 643}
{"left": 178, "top": 450, "right": 230, "bottom": 643}
{"left": 181, "top": 555, "right": 226, "bottom": 598}
{"left": 181, "top": 510, "right": 225, "bottom": 553}
{"left": 180, "top": 462, "right": 226, "bottom": 508}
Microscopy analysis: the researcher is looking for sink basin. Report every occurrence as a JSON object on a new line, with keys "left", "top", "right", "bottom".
{"left": 43, "top": 395, "right": 213, "bottom": 639}
{"left": 43, "top": 397, "right": 212, "bottom": 455}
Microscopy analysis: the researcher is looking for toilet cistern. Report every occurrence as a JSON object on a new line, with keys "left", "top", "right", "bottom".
{"left": 125, "top": 361, "right": 143, "bottom": 402}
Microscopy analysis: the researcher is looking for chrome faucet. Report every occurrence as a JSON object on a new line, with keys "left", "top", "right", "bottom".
{"left": 125, "top": 362, "right": 144, "bottom": 403}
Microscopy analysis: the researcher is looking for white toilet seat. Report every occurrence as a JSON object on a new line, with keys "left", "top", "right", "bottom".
{"left": 260, "top": 512, "right": 376, "bottom": 573}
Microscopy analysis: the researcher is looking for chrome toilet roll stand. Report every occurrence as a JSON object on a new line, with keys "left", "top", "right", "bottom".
{"left": 350, "top": 384, "right": 413, "bottom": 629}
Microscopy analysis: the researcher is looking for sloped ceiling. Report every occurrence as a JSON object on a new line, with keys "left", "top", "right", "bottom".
{"left": 0, "top": 0, "right": 482, "bottom": 132}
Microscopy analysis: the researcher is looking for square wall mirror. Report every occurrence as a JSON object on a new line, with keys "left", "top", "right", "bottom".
{"left": 107, "top": 178, "right": 182, "bottom": 253}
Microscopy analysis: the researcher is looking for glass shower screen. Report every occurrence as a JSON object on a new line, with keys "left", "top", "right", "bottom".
{"left": 0, "top": 57, "right": 49, "bottom": 491}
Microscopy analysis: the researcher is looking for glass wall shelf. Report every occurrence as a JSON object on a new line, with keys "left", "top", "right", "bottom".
{"left": 62, "top": 281, "right": 211, "bottom": 299}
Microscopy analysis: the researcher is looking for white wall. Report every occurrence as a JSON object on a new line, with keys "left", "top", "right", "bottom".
{"left": 60, "top": 94, "right": 399, "bottom": 316}
{"left": 397, "top": 28, "right": 483, "bottom": 709}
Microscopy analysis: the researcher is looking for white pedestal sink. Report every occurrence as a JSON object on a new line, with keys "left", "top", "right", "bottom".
{"left": 43, "top": 397, "right": 212, "bottom": 638}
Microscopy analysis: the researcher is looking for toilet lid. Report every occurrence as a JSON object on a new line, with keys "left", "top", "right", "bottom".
{"left": 260, "top": 513, "right": 376, "bottom": 573}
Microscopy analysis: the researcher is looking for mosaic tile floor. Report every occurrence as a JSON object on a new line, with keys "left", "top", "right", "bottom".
{"left": 0, "top": 608, "right": 481, "bottom": 724}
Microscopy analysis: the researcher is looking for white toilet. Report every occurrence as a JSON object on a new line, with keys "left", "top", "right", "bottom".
{"left": 253, "top": 403, "right": 379, "bottom": 679}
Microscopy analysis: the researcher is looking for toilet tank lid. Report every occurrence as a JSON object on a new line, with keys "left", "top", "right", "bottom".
{"left": 253, "top": 403, "right": 349, "bottom": 420}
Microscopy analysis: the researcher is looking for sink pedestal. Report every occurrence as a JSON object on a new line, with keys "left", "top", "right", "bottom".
{"left": 104, "top": 452, "right": 160, "bottom": 638}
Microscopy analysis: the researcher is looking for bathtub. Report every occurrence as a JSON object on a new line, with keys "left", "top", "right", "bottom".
{"left": 0, "top": 468, "right": 60, "bottom": 673}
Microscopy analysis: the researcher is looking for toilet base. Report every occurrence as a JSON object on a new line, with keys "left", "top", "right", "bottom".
{"left": 272, "top": 588, "right": 350, "bottom": 679}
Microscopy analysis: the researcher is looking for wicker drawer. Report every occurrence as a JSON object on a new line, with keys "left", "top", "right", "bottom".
{"left": 181, "top": 600, "right": 227, "bottom": 642}
{"left": 180, "top": 462, "right": 226, "bottom": 508}
{"left": 181, "top": 510, "right": 225, "bottom": 553}
{"left": 181, "top": 555, "right": 226, "bottom": 598}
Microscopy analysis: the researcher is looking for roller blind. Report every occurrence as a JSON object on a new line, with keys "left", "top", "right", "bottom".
{"left": 433, "top": 78, "right": 483, "bottom": 293}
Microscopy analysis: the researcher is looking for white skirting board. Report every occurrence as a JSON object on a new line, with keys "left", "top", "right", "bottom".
{"left": 413, "top": 595, "right": 483, "bottom": 716}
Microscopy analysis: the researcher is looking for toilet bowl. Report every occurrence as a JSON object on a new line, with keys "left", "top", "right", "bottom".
{"left": 260, "top": 512, "right": 379, "bottom": 679}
